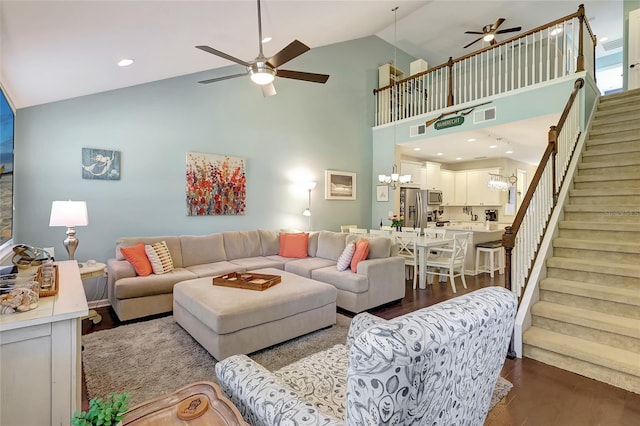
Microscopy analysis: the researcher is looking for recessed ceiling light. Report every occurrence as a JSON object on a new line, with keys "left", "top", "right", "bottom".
{"left": 456, "top": 157, "right": 463, "bottom": 160}
{"left": 436, "top": 152, "right": 444, "bottom": 156}
{"left": 599, "top": 36, "right": 608, "bottom": 43}
{"left": 489, "top": 145, "right": 497, "bottom": 149}
{"left": 117, "top": 58, "right": 134, "bottom": 67}
{"left": 506, "top": 150, "right": 513, "bottom": 154}
{"left": 467, "top": 138, "right": 476, "bottom": 142}
{"left": 262, "top": 36, "right": 272, "bottom": 43}
{"left": 413, "top": 148, "right": 421, "bottom": 151}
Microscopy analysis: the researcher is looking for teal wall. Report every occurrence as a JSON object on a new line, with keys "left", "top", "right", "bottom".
{"left": 14, "top": 36, "right": 408, "bottom": 266}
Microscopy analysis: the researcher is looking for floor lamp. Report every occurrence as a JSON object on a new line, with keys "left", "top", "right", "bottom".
{"left": 49, "top": 200, "right": 88, "bottom": 261}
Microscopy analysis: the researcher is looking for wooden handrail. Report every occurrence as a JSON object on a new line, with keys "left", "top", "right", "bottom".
{"left": 373, "top": 5, "right": 588, "bottom": 94}
{"left": 502, "top": 77, "right": 584, "bottom": 292}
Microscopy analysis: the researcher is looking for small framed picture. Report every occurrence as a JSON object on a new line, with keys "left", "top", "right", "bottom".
{"left": 376, "top": 185, "right": 389, "bottom": 202}
{"left": 325, "top": 170, "right": 356, "bottom": 200}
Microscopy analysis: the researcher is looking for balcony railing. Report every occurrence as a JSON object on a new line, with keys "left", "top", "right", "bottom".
{"left": 373, "top": 4, "right": 596, "bottom": 126}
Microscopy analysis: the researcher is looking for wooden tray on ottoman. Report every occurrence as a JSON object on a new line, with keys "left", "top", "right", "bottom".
{"left": 212, "top": 272, "right": 281, "bottom": 291}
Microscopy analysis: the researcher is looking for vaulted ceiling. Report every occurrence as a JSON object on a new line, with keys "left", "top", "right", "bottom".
{"left": 0, "top": 1, "right": 623, "bottom": 109}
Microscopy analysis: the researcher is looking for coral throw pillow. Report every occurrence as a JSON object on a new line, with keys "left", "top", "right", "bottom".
{"left": 279, "top": 233, "right": 309, "bottom": 258}
{"left": 336, "top": 242, "right": 356, "bottom": 271}
{"left": 350, "top": 238, "right": 370, "bottom": 273}
{"left": 145, "top": 241, "right": 175, "bottom": 275}
{"left": 120, "top": 243, "right": 153, "bottom": 276}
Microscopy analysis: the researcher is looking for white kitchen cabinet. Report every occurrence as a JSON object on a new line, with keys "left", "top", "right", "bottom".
{"left": 424, "top": 162, "right": 441, "bottom": 190}
{"left": 0, "top": 261, "right": 88, "bottom": 426}
{"left": 400, "top": 160, "right": 422, "bottom": 186}
{"left": 466, "top": 168, "right": 502, "bottom": 206}
{"left": 440, "top": 170, "right": 455, "bottom": 206}
{"left": 454, "top": 172, "right": 468, "bottom": 205}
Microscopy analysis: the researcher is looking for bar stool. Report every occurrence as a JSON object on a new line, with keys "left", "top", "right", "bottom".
{"left": 475, "top": 240, "right": 504, "bottom": 278}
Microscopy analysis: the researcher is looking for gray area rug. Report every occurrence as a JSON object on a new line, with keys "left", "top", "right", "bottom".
{"left": 82, "top": 314, "right": 513, "bottom": 410}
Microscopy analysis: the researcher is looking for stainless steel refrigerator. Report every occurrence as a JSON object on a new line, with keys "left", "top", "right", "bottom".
{"left": 399, "top": 187, "right": 430, "bottom": 230}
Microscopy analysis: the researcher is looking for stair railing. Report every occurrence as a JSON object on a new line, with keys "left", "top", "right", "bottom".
{"left": 374, "top": 4, "right": 596, "bottom": 126}
{"left": 502, "top": 78, "right": 585, "bottom": 297}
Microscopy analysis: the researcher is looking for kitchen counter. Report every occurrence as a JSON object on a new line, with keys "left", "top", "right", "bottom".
{"left": 425, "top": 222, "right": 509, "bottom": 233}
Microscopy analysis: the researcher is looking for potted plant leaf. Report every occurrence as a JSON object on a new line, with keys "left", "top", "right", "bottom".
{"left": 72, "top": 392, "right": 131, "bottom": 426}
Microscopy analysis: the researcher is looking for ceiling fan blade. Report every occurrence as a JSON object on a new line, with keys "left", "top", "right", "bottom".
{"left": 277, "top": 69, "right": 329, "bottom": 84}
{"left": 496, "top": 27, "right": 522, "bottom": 34}
{"left": 465, "top": 31, "right": 484, "bottom": 35}
{"left": 267, "top": 40, "right": 310, "bottom": 68}
{"left": 464, "top": 38, "right": 482, "bottom": 49}
{"left": 492, "top": 18, "right": 506, "bottom": 31}
{"left": 261, "top": 82, "right": 277, "bottom": 97}
{"left": 195, "top": 45, "right": 250, "bottom": 67}
{"left": 197, "top": 73, "right": 247, "bottom": 84}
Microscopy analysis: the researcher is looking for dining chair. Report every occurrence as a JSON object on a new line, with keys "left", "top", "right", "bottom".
{"left": 348, "top": 228, "right": 369, "bottom": 237}
{"left": 380, "top": 225, "right": 394, "bottom": 232}
{"left": 340, "top": 225, "right": 357, "bottom": 233}
{"left": 425, "top": 232, "right": 471, "bottom": 293}
{"left": 424, "top": 228, "right": 446, "bottom": 239}
{"left": 393, "top": 231, "right": 419, "bottom": 289}
{"left": 369, "top": 229, "right": 391, "bottom": 237}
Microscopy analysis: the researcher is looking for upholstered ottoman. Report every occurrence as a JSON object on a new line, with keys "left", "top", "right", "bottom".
{"left": 173, "top": 268, "right": 337, "bottom": 360}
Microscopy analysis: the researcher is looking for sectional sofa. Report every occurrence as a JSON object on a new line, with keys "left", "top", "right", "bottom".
{"left": 107, "top": 229, "right": 405, "bottom": 321}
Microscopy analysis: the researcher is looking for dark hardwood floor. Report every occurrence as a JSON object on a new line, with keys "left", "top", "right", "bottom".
{"left": 82, "top": 273, "right": 640, "bottom": 424}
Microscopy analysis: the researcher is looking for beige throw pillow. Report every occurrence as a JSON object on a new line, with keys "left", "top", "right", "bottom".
{"left": 145, "top": 241, "right": 175, "bottom": 275}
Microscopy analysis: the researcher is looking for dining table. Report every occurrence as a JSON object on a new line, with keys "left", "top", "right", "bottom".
{"left": 414, "top": 236, "right": 454, "bottom": 289}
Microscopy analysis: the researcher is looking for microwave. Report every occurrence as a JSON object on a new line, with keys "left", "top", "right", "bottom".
{"left": 426, "top": 190, "right": 443, "bottom": 205}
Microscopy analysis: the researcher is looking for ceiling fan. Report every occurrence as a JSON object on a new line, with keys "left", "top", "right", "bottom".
{"left": 196, "top": 0, "right": 329, "bottom": 97}
{"left": 463, "top": 18, "right": 522, "bottom": 49}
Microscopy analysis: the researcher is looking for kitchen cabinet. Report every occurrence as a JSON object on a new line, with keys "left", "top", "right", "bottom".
{"left": 424, "top": 162, "right": 441, "bottom": 190}
{"left": 466, "top": 168, "right": 502, "bottom": 206}
{"left": 400, "top": 160, "right": 422, "bottom": 186}
{"left": 454, "top": 172, "right": 468, "bottom": 205}
{"left": 440, "top": 170, "right": 455, "bottom": 206}
{"left": 0, "top": 261, "right": 88, "bottom": 426}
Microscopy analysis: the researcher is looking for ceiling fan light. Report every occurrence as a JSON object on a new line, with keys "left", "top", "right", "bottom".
{"left": 248, "top": 62, "right": 275, "bottom": 85}
{"left": 483, "top": 33, "right": 495, "bottom": 42}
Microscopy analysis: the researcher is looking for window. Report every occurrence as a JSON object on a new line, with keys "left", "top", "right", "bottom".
{"left": 0, "top": 85, "right": 14, "bottom": 256}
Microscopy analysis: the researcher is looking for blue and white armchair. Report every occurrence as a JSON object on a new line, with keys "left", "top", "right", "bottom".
{"left": 215, "top": 286, "right": 517, "bottom": 425}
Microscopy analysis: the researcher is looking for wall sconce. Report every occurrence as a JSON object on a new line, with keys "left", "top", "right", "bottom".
{"left": 302, "top": 181, "right": 316, "bottom": 230}
{"left": 49, "top": 200, "right": 88, "bottom": 260}
{"left": 378, "top": 164, "right": 411, "bottom": 190}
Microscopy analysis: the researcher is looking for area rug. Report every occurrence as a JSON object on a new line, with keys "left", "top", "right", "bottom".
{"left": 82, "top": 314, "right": 512, "bottom": 410}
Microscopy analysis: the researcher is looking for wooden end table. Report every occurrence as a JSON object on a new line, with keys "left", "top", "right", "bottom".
{"left": 80, "top": 261, "right": 106, "bottom": 325}
{"left": 122, "top": 381, "right": 248, "bottom": 426}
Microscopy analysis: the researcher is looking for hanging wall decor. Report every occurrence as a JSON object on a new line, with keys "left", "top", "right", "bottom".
{"left": 324, "top": 170, "right": 356, "bottom": 200}
{"left": 81, "top": 148, "right": 120, "bottom": 180}
{"left": 186, "top": 152, "right": 246, "bottom": 216}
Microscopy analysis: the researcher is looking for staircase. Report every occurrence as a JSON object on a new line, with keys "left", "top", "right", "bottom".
{"left": 522, "top": 88, "right": 640, "bottom": 394}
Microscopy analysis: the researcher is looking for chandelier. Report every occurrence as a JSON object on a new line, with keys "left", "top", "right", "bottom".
{"left": 488, "top": 173, "right": 517, "bottom": 191}
{"left": 378, "top": 164, "right": 411, "bottom": 190}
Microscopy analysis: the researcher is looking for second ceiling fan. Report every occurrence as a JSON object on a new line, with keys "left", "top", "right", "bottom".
{"left": 196, "top": 0, "right": 329, "bottom": 97}
{"left": 464, "top": 18, "right": 522, "bottom": 49}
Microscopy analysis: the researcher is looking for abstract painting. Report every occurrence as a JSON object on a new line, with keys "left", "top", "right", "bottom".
{"left": 82, "top": 148, "right": 120, "bottom": 180}
{"left": 186, "top": 152, "right": 246, "bottom": 216}
{"left": 325, "top": 170, "right": 356, "bottom": 200}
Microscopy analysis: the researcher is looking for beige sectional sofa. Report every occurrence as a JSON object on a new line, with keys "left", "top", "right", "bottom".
{"left": 107, "top": 229, "right": 405, "bottom": 321}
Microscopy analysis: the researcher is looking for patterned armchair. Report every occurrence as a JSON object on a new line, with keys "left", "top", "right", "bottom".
{"left": 215, "top": 287, "right": 517, "bottom": 426}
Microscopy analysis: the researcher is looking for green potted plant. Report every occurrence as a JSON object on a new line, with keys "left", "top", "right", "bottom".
{"left": 72, "top": 392, "right": 131, "bottom": 426}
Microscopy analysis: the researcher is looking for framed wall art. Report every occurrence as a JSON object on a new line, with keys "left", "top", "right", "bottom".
{"left": 325, "top": 170, "right": 356, "bottom": 200}
{"left": 186, "top": 152, "right": 246, "bottom": 216}
{"left": 376, "top": 185, "right": 389, "bottom": 202}
{"left": 81, "top": 148, "right": 120, "bottom": 180}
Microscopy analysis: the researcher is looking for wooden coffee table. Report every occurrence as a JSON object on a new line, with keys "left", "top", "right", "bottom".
{"left": 122, "top": 381, "right": 248, "bottom": 425}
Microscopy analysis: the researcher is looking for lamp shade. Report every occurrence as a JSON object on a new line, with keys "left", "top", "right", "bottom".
{"left": 49, "top": 201, "right": 88, "bottom": 227}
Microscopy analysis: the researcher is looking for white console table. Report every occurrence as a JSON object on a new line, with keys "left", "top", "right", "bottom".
{"left": 1, "top": 261, "right": 88, "bottom": 426}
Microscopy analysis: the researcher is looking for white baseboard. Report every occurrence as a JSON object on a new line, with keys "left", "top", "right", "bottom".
{"left": 88, "top": 299, "right": 110, "bottom": 309}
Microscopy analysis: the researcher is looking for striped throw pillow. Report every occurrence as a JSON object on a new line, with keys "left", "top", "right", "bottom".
{"left": 145, "top": 241, "right": 174, "bottom": 275}
{"left": 336, "top": 242, "right": 356, "bottom": 272}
